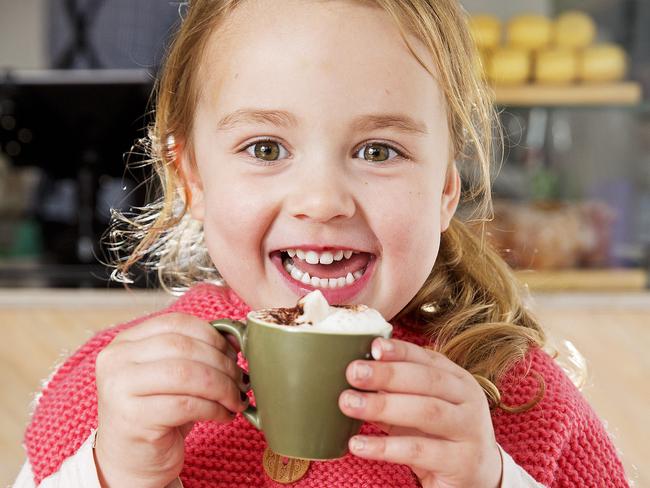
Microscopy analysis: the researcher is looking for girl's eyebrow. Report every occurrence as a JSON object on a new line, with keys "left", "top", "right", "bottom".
{"left": 216, "top": 108, "right": 428, "bottom": 135}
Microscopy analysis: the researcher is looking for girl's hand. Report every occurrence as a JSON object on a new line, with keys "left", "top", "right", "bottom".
{"left": 339, "top": 338, "right": 502, "bottom": 488}
{"left": 94, "top": 313, "right": 249, "bottom": 488}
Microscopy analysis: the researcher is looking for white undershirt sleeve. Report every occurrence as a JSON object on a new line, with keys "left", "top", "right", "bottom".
{"left": 12, "top": 430, "right": 183, "bottom": 488}
{"left": 12, "top": 430, "right": 100, "bottom": 488}
{"left": 14, "top": 433, "right": 536, "bottom": 488}
{"left": 498, "top": 443, "right": 547, "bottom": 487}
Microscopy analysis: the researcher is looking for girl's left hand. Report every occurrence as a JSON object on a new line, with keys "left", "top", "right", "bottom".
{"left": 338, "top": 338, "right": 502, "bottom": 488}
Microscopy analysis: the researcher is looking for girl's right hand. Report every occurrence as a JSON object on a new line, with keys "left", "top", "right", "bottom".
{"left": 93, "top": 312, "right": 249, "bottom": 488}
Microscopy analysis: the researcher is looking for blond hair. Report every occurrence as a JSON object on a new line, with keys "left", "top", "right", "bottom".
{"left": 107, "top": 0, "right": 546, "bottom": 411}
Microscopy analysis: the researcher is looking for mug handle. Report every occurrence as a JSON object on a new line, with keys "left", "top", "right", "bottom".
{"left": 209, "top": 318, "right": 261, "bottom": 430}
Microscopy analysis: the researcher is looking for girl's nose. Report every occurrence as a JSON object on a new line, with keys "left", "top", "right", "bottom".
{"left": 284, "top": 164, "right": 356, "bottom": 223}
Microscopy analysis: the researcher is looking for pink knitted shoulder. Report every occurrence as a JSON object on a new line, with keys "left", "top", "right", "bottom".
{"left": 492, "top": 347, "right": 629, "bottom": 487}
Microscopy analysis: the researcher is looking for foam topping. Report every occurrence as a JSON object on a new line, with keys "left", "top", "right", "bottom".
{"left": 294, "top": 290, "right": 392, "bottom": 337}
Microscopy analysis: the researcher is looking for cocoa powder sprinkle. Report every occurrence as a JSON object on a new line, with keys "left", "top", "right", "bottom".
{"left": 254, "top": 302, "right": 363, "bottom": 326}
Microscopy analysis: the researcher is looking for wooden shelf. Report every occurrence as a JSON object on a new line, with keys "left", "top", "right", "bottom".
{"left": 515, "top": 268, "right": 648, "bottom": 292}
{"left": 492, "top": 81, "right": 643, "bottom": 106}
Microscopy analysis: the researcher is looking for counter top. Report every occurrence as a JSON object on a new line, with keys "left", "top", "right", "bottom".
{"left": 2, "top": 287, "right": 649, "bottom": 309}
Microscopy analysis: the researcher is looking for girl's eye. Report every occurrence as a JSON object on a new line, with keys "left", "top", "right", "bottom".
{"left": 241, "top": 139, "right": 405, "bottom": 164}
{"left": 354, "top": 142, "right": 403, "bottom": 163}
{"left": 243, "top": 140, "right": 289, "bottom": 163}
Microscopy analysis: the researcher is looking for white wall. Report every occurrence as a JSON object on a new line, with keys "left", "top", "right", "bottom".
{"left": 461, "top": 0, "right": 551, "bottom": 19}
{"left": 0, "top": 0, "right": 46, "bottom": 69}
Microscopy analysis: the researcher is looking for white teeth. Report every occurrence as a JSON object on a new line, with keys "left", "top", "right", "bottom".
{"left": 281, "top": 254, "right": 367, "bottom": 289}
{"left": 345, "top": 272, "right": 354, "bottom": 285}
{"left": 305, "top": 250, "right": 320, "bottom": 265}
{"left": 319, "top": 252, "right": 334, "bottom": 265}
{"left": 282, "top": 248, "right": 358, "bottom": 264}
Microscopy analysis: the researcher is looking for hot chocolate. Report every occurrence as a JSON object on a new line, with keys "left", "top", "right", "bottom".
{"left": 252, "top": 290, "right": 392, "bottom": 337}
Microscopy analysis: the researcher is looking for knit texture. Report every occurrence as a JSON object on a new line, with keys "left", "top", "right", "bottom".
{"left": 23, "top": 282, "right": 628, "bottom": 487}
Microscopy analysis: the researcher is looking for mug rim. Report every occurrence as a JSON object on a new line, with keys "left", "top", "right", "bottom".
{"left": 245, "top": 310, "right": 393, "bottom": 337}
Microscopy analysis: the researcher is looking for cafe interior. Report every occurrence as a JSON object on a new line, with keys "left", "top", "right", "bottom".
{"left": 1, "top": 0, "right": 648, "bottom": 485}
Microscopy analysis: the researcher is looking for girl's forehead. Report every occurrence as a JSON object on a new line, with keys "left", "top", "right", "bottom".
{"left": 197, "top": 0, "right": 444, "bottom": 118}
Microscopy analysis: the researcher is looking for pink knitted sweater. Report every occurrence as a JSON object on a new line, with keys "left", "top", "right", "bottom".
{"left": 24, "top": 283, "right": 628, "bottom": 487}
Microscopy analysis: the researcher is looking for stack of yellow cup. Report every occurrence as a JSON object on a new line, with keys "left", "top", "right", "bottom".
{"left": 469, "top": 10, "right": 628, "bottom": 85}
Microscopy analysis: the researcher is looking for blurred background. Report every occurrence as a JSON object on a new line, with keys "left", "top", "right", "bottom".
{"left": 0, "top": 0, "right": 648, "bottom": 486}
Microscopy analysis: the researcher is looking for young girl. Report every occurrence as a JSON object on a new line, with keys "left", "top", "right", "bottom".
{"left": 15, "top": 0, "right": 628, "bottom": 487}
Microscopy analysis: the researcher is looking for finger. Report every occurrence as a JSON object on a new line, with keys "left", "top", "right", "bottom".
{"left": 118, "top": 333, "right": 243, "bottom": 385}
{"left": 120, "top": 359, "right": 246, "bottom": 413}
{"left": 348, "top": 434, "right": 456, "bottom": 474}
{"left": 371, "top": 338, "right": 468, "bottom": 378}
{"left": 114, "top": 313, "right": 233, "bottom": 354}
{"left": 346, "top": 360, "right": 467, "bottom": 404}
{"left": 132, "top": 394, "right": 240, "bottom": 428}
{"left": 339, "top": 390, "right": 468, "bottom": 440}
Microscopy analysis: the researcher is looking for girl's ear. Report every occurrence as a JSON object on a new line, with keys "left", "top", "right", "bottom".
{"left": 175, "top": 144, "right": 206, "bottom": 222}
{"left": 440, "top": 163, "right": 461, "bottom": 232}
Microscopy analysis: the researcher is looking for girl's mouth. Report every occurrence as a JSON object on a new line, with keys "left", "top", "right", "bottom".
{"left": 269, "top": 249, "right": 376, "bottom": 304}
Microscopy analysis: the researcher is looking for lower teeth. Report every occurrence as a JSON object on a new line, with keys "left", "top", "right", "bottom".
{"left": 282, "top": 256, "right": 365, "bottom": 289}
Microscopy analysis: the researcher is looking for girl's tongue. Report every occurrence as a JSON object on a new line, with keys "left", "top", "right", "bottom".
{"left": 285, "top": 252, "right": 371, "bottom": 279}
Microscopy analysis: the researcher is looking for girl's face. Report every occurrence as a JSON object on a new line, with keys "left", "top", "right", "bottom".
{"left": 183, "top": 0, "right": 460, "bottom": 320}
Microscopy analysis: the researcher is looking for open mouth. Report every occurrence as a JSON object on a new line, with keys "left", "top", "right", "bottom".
{"left": 269, "top": 248, "right": 376, "bottom": 302}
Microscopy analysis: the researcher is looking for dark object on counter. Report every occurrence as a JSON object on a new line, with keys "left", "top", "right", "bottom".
{"left": 0, "top": 70, "right": 154, "bottom": 285}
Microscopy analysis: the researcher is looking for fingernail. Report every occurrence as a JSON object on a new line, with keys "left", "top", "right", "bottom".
{"left": 371, "top": 341, "right": 382, "bottom": 360}
{"left": 354, "top": 363, "right": 372, "bottom": 380}
{"left": 343, "top": 392, "right": 365, "bottom": 409}
{"left": 349, "top": 436, "right": 366, "bottom": 452}
{"left": 373, "top": 339, "right": 394, "bottom": 359}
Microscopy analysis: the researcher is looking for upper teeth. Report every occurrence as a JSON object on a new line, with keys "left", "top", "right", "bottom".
{"left": 286, "top": 249, "right": 356, "bottom": 265}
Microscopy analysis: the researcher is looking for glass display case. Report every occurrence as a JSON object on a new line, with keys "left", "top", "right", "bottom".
{"left": 463, "top": 0, "right": 650, "bottom": 291}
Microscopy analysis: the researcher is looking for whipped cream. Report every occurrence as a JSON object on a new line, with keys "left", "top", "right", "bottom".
{"left": 294, "top": 290, "right": 392, "bottom": 337}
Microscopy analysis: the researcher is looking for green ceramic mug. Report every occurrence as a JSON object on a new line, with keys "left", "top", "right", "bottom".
{"left": 210, "top": 312, "right": 392, "bottom": 460}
